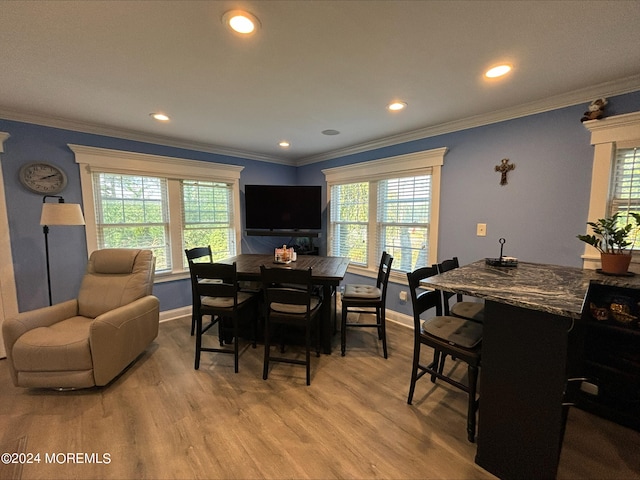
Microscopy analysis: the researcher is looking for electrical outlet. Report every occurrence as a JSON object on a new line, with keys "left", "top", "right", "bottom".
{"left": 477, "top": 223, "right": 487, "bottom": 236}
{"left": 399, "top": 291, "right": 408, "bottom": 301}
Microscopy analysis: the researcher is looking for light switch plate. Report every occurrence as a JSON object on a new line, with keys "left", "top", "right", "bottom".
{"left": 477, "top": 223, "right": 487, "bottom": 236}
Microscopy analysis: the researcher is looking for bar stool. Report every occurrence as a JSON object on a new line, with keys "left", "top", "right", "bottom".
{"left": 341, "top": 251, "right": 393, "bottom": 358}
{"left": 407, "top": 265, "right": 482, "bottom": 442}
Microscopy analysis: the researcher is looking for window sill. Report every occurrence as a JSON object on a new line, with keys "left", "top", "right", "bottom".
{"left": 154, "top": 271, "right": 190, "bottom": 283}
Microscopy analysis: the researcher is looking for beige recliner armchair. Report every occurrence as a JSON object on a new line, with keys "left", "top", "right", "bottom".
{"left": 3, "top": 248, "right": 160, "bottom": 389}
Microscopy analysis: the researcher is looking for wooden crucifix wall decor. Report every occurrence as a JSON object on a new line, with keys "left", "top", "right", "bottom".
{"left": 495, "top": 158, "right": 515, "bottom": 186}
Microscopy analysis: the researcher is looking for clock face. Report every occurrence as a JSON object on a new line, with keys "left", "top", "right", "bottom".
{"left": 19, "top": 162, "right": 68, "bottom": 194}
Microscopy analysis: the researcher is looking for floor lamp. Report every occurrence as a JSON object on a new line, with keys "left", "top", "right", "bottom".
{"left": 40, "top": 195, "right": 85, "bottom": 306}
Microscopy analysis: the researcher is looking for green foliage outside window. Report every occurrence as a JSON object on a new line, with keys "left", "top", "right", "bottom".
{"left": 182, "top": 180, "right": 235, "bottom": 265}
{"left": 331, "top": 182, "right": 368, "bottom": 264}
{"left": 96, "top": 173, "right": 169, "bottom": 269}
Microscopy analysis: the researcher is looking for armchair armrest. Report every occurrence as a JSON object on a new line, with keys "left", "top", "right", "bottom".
{"left": 2, "top": 299, "right": 79, "bottom": 356}
{"left": 89, "top": 295, "right": 160, "bottom": 386}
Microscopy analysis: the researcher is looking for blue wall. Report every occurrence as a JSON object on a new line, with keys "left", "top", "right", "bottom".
{"left": 0, "top": 120, "right": 296, "bottom": 312}
{"left": 3, "top": 90, "right": 640, "bottom": 316}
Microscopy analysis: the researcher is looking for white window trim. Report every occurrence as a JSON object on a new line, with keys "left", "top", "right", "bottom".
{"left": 0, "top": 132, "right": 18, "bottom": 358}
{"left": 69, "top": 144, "right": 244, "bottom": 280}
{"left": 582, "top": 112, "right": 640, "bottom": 270}
{"left": 322, "top": 147, "right": 447, "bottom": 281}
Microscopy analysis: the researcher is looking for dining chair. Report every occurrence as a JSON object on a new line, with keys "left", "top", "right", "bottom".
{"left": 190, "top": 261, "right": 259, "bottom": 373}
{"left": 260, "top": 265, "right": 322, "bottom": 386}
{"left": 185, "top": 246, "right": 214, "bottom": 336}
{"left": 406, "top": 265, "right": 482, "bottom": 443}
{"left": 437, "top": 257, "right": 485, "bottom": 323}
{"left": 341, "top": 251, "right": 393, "bottom": 358}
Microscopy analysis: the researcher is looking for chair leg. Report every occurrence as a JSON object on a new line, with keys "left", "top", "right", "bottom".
{"left": 194, "top": 315, "right": 202, "bottom": 370}
{"left": 379, "top": 307, "right": 388, "bottom": 359}
{"left": 218, "top": 315, "right": 225, "bottom": 346}
{"left": 341, "top": 305, "right": 348, "bottom": 356}
{"left": 305, "top": 319, "right": 311, "bottom": 386}
{"left": 191, "top": 313, "right": 196, "bottom": 336}
{"left": 467, "top": 363, "right": 479, "bottom": 443}
{"left": 430, "top": 349, "right": 441, "bottom": 382}
{"left": 407, "top": 340, "right": 420, "bottom": 404}
{"left": 263, "top": 318, "right": 270, "bottom": 380}
{"left": 252, "top": 307, "right": 258, "bottom": 349}
{"left": 315, "top": 317, "right": 321, "bottom": 358}
{"left": 233, "top": 316, "right": 239, "bottom": 374}
{"left": 437, "top": 352, "right": 447, "bottom": 376}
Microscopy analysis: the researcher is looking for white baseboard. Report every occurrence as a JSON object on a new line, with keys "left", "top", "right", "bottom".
{"left": 160, "top": 306, "right": 191, "bottom": 323}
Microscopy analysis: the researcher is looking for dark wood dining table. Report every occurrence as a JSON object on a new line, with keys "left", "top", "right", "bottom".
{"left": 219, "top": 253, "right": 350, "bottom": 353}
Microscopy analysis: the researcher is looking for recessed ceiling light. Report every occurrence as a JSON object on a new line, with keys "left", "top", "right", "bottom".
{"left": 485, "top": 64, "right": 512, "bottom": 78}
{"left": 322, "top": 129, "right": 340, "bottom": 136}
{"left": 387, "top": 102, "right": 407, "bottom": 111}
{"left": 150, "top": 113, "right": 170, "bottom": 122}
{"left": 222, "top": 10, "right": 260, "bottom": 35}
{"left": 279, "top": 141, "right": 290, "bottom": 148}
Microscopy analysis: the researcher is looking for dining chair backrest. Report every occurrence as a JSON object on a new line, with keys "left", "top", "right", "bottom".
{"left": 260, "top": 266, "right": 315, "bottom": 311}
{"left": 406, "top": 265, "right": 443, "bottom": 322}
{"left": 185, "top": 246, "right": 213, "bottom": 265}
{"left": 185, "top": 246, "right": 214, "bottom": 335}
{"left": 437, "top": 257, "right": 485, "bottom": 323}
{"left": 437, "top": 257, "right": 464, "bottom": 304}
{"left": 190, "top": 262, "right": 239, "bottom": 309}
{"left": 377, "top": 251, "right": 394, "bottom": 294}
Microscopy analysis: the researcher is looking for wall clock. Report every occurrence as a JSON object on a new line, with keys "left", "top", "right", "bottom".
{"left": 19, "top": 162, "right": 68, "bottom": 194}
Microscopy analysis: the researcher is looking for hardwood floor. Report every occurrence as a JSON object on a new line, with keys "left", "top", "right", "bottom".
{"left": 1, "top": 315, "right": 639, "bottom": 480}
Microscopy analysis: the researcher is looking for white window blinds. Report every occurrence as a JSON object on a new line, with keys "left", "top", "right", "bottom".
{"left": 329, "top": 174, "right": 432, "bottom": 272}
{"left": 377, "top": 175, "right": 431, "bottom": 272}
{"left": 181, "top": 180, "right": 235, "bottom": 267}
{"left": 330, "top": 182, "right": 369, "bottom": 265}
{"left": 93, "top": 172, "right": 170, "bottom": 270}
{"left": 610, "top": 146, "right": 640, "bottom": 220}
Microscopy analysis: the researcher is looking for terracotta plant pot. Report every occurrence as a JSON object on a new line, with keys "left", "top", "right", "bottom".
{"left": 600, "top": 253, "right": 632, "bottom": 274}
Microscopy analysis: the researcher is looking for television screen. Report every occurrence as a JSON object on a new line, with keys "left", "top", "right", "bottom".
{"left": 245, "top": 185, "right": 322, "bottom": 230}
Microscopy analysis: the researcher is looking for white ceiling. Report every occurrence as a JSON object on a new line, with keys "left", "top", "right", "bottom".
{"left": 1, "top": 1, "right": 640, "bottom": 165}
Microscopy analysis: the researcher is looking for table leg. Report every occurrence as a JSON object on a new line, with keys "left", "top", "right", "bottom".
{"left": 320, "top": 284, "right": 336, "bottom": 354}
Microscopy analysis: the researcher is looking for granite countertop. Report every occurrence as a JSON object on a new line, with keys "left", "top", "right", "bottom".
{"left": 422, "top": 260, "right": 640, "bottom": 318}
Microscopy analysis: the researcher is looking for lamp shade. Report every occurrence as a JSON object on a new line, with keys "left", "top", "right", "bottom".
{"left": 40, "top": 203, "right": 85, "bottom": 226}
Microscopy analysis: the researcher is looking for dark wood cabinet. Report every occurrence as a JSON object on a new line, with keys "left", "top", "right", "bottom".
{"left": 576, "top": 282, "right": 640, "bottom": 431}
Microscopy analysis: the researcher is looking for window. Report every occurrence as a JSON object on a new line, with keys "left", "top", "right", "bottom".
{"left": 94, "top": 173, "right": 170, "bottom": 269}
{"left": 377, "top": 175, "right": 431, "bottom": 272}
{"left": 181, "top": 180, "right": 235, "bottom": 267}
{"left": 582, "top": 112, "right": 640, "bottom": 269}
{"left": 609, "top": 146, "right": 640, "bottom": 220}
{"left": 71, "top": 145, "right": 244, "bottom": 278}
{"left": 323, "top": 148, "right": 446, "bottom": 277}
{"left": 330, "top": 182, "right": 369, "bottom": 264}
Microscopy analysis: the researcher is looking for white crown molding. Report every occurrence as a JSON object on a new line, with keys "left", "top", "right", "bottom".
{"left": 1, "top": 75, "right": 639, "bottom": 168}
{"left": 297, "top": 74, "right": 640, "bottom": 166}
{"left": 0, "top": 108, "right": 295, "bottom": 166}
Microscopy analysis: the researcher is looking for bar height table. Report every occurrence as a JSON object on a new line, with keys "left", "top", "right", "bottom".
{"left": 423, "top": 260, "right": 640, "bottom": 479}
{"left": 219, "top": 254, "right": 350, "bottom": 354}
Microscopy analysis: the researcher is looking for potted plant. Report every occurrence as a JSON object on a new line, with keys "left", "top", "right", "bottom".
{"left": 577, "top": 212, "right": 640, "bottom": 274}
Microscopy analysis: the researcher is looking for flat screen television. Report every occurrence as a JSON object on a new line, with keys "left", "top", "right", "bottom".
{"left": 245, "top": 184, "right": 322, "bottom": 231}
